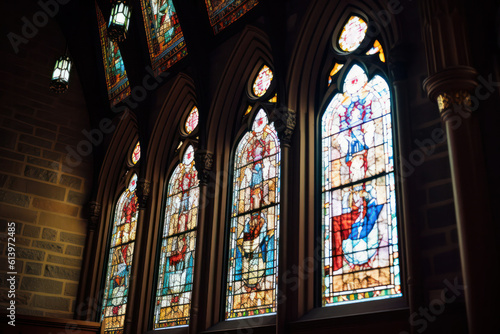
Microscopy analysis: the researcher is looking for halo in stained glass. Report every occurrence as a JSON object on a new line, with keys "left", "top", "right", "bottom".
{"left": 101, "top": 173, "right": 139, "bottom": 334}
{"left": 153, "top": 145, "right": 199, "bottom": 328}
{"left": 131, "top": 141, "right": 141, "bottom": 165}
{"left": 338, "top": 16, "right": 368, "bottom": 52}
{"left": 321, "top": 65, "right": 401, "bottom": 306}
{"left": 225, "top": 108, "right": 280, "bottom": 319}
{"left": 185, "top": 107, "right": 199, "bottom": 134}
{"left": 252, "top": 65, "right": 273, "bottom": 98}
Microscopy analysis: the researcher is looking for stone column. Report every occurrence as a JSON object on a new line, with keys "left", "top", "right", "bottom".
{"left": 190, "top": 150, "right": 214, "bottom": 334}
{"left": 271, "top": 106, "right": 296, "bottom": 334}
{"left": 125, "top": 178, "right": 151, "bottom": 334}
{"left": 420, "top": 1, "right": 493, "bottom": 332}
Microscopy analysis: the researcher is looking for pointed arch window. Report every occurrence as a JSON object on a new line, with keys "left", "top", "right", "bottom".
{"left": 96, "top": 4, "right": 131, "bottom": 105}
{"left": 225, "top": 108, "right": 280, "bottom": 319}
{"left": 140, "top": 0, "right": 187, "bottom": 75}
{"left": 101, "top": 139, "right": 140, "bottom": 334}
{"left": 320, "top": 14, "right": 402, "bottom": 306}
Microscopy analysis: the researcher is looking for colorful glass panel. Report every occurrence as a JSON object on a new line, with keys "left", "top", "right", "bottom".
{"left": 101, "top": 174, "right": 139, "bottom": 334}
{"left": 226, "top": 109, "right": 280, "bottom": 319}
{"left": 153, "top": 145, "right": 199, "bottom": 328}
{"left": 367, "top": 40, "right": 386, "bottom": 63}
{"left": 338, "top": 16, "right": 368, "bottom": 52}
{"left": 185, "top": 107, "right": 199, "bottom": 134}
{"left": 97, "top": 5, "right": 131, "bottom": 105}
{"left": 321, "top": 65, "right": 401, "bottom": 306}
{"left": 205, "top": 0, "right": 259, "bottom": 34}
{"left": 252, "top": 65, "right": 273, "bottom": 98}
{"left": 328, "top": 63, "right": 344, "bottom": 86}
{"left": 140, "top": 0, "right": 187, "bottom": 75}
{"left": 131, "top": 141, "right": 141, "bottom": 165}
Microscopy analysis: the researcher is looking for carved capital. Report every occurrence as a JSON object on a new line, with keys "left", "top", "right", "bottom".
{"left": 194, "top": 150, "right": 214, "bottom": 186}
{"left": 270, "top": 106, "right": 296, "bottom": 147}
{"left": 137, "top": 179, "right": 151, "bottom": 209}
{"left": 88, "top": 201, "right": 101, "bottom": 231}
{"left": 437, "top": 90, "right": 472, "bottom": 121}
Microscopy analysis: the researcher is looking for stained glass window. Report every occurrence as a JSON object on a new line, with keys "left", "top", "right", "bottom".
{"left": 366, "top": 40, "right": 386, "bottom": 63}
{"left": 328, "top": 63, "right": 344, "bottom": 86}
{"left": 338, "top": 16, "right": 368, "bottom": 52}
{"left": 97, "top": 5, "right": 131, "bottom": 105}
{"left": 252, "top": 65, "right": 273, "bottom": 98}
{"left": 204, "top": 0, "right": 259, "bottom": 34}
{"left": 321, "top": 65, "right": 401, "bottom": 306}
{"left": 131, "top": 141, "right": 141, "bottom": 165}
{"left": 226, "top": 109, "right": 280, "bottom": 319}
{"left": 153, "top": 145, "right": 199, "bottom": 328}
{"left": 140, "top": 0, "right": 187, "bottom": 75}
{"left": 185, "top": 107, "right": 199, "bottom": 134}
{"left": 101, "top": 174, "right": 139, "bottom": 333}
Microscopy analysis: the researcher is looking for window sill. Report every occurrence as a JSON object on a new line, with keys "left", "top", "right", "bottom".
{"left": 145, "top": 325, "right": 188, "bottom": 334}
{"left": 202, "top": 314, "right": 276, "bottom": 334}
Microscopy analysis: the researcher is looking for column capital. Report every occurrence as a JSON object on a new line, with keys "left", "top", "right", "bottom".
{"left": 270, "top": 106, "right": 296, "bottom": 147}
{"left": 87, "top": 201, "right": 101, "bottom": 231}
{"left": 194, "top": 150, "right": 214, "bottom": 186}
{"left": 137, "top": 178, "right": 151, "bottom": 209}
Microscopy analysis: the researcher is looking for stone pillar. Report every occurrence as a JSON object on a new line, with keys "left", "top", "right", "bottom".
{"left": 125, "top": 178, "right": 151, "bottom": 334}
{"left": 420, "top": 0, "right": 493, "bottom": 332}
{"left": 190, "top": 150, "right": 214, "bottom": 334}
{"left": 271, "top": 106, "right": 296, "bottom": 334}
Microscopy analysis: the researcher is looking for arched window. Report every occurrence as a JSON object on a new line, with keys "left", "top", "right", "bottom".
{"left": 225, "top": 107, "right": 281, "bottom": 319}
{"left": 320, "top": 14, "right": 402, "bottom": 306}
{"left": 100, "top": 142, "right": 141, "bottom": 333}
{"left": 152, "top": 105, "right": 200, "bottom": 328}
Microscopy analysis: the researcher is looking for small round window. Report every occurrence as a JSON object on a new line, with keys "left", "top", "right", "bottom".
{"left": 338, "top": 16, "right": 368, "bottom": 52}
{"left": 185, "top": 106, "right": 199, "bottom": 135}
{"left": 131, "top": 141, "right": 140, "bottom": 165}
{"left": 252, "top": 65, "right": 273, "bottom": 97}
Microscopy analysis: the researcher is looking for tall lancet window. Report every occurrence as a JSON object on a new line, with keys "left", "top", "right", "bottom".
{"left": 101, "top": 141, "right": 141, "bottom": 333}
{"left": 226, "top": 108, "right": 281, "bottom": 319}
{"left": 153, "top": 105, "right": 200, "bottom": 328}
{"left": 321, "top": 14, "right": 402, "bottom": 306}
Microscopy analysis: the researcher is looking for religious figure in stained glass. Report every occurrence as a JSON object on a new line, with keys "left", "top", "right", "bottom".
{"left": 101, "top": 174, "right": 139, "bottom": 333}
{"left": 204, "top": 0, "right": 259, "bottom": 34}
{"left": 141, "top": 0, "right": 187, "bottom": 75}
{"left": 97, "top": 5, "right": 131, "bottom": 105}
{"left": 153, "top": 145, "right": 199, "bottom": 328}
{"left": 226, "top": 109, "right": 280, "bottom": 319}
{"left": 321, "top": 65, "right": 401, "bottom": 305}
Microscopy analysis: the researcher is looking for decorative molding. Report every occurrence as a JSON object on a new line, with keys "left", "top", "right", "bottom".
{"left": 437, "top": 90, "right": 472, "bottom": 120}
{"left": 270, "top": 106, "right": 296, "bottom": 147}
{"left": 87, "top": 201, "right": 101, "bottom": 231}
{"left": 137, "top": 178, "right": 151, "bottom": 209}
{"left": 194, "top": 150, "right": 214, "bottom": 186}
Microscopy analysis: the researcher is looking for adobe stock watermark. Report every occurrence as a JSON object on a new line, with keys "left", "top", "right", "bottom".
{"left": 397, "top": 73, "right": 500, "bottom": 179}
{"left": 53, "top": 66, "right": 170, "bottom": 173}
{"left": 400, "top": 277, "right": 464, "bottom": 334}
{"left": 7, "top": 0, "right": 73, "bottom": 54}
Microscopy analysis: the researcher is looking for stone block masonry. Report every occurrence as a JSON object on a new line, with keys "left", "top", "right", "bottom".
{"left": 0, "top": 0, "right": 93, "bottom": 319}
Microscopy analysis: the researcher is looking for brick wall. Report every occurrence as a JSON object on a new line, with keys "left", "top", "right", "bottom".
{"left": 0, "top": 2, "right": 93, "bottom": 318}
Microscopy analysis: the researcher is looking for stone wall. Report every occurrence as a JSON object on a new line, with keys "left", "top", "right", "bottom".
{"left": 0, "top": 1, "right": 92, "bottom": 319}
